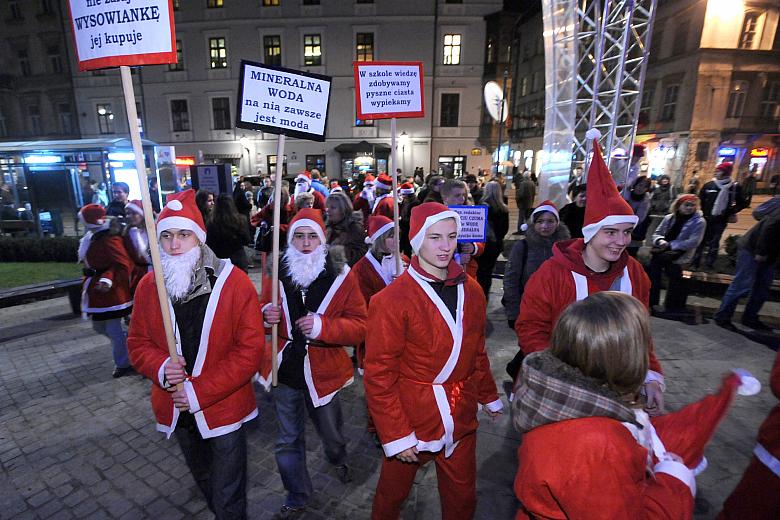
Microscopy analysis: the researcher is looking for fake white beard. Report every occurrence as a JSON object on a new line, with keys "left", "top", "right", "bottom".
{"left": 361, "top": 187, "right": 376, "bottom": 204}
{"left": 380, "top": 254, "right": 401, "bottom": 282}
{"left": 78, "top": 232, "right": 93, "bottom": 264}
{"left": 294, "top": 182, "right": 310, "bottom": 198}
{"left": 160, "top": 246, "right": 202, "bottom": 300}
{"left": 283, "top": 244, "right": 327, "bottom": 288}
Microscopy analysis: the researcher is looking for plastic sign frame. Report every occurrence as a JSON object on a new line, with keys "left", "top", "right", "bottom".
{"left": 236, "top": 60, "right": 332, "bottom": 142}
{"left": 66, "top": 0, "right": 177, "bottom": 71}
{"left": 354, "top": 61, "right": 425, "bottom": 120}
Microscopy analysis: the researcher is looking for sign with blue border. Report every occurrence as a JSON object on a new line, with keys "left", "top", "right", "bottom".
{"left": 450, "top": 205, "right": 488, "bottom": 243}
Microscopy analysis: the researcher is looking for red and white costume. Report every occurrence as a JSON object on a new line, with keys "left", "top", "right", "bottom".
{"left": 128, "top": 264, "right": 264, "bottom": 438}
{"left": 365, "top": 203, "right": 502, "bottom": 519}
{"left": 720, "top": 350, "right": 780, "bottom": 519}
{"left": 516, "top": 131, "right": 663, "bottom": 384}
{"left": 257, "top": 208, "right": 368, "bottom": 406}
{"left": 354, "top": 174, "right": 376, "bottom": 226}
{"left": 123, "top": 199, "right": 151, "bottom": 294}
{"left": 294, "top": 171, "right": 326, "bottom": 211}
{"left": 515, "top": 374, "right": 747, "bottom": 519}
{"left": 371, "top": 173, "right": 396, "bottom": 220}
{"left": 78, "top": 204, "right": 134, "bottom": 316}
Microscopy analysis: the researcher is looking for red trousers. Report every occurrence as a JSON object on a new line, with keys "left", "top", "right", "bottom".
{"left": 371, "top": 433, "right": 476, "bottom": 520}
{"left": 718, "top": 454, "right": 780, "bottom": 520}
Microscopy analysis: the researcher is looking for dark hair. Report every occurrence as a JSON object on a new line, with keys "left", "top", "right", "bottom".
{"left": 195, "top": 190, "right": 214, "bottom": 222}
{"left": 211, "top": 194, "right": 246, "bottom": 237}
{"left": 571, "top": 184, "right": 587, "bottom": 198}
{"left": 112, "top": 182, "right": 129, "bottom": 193}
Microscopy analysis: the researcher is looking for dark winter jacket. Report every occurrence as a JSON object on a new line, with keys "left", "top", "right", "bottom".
{"left": 651, "top": 211, "right": 706, "bottom": 265}
{"left": 326, "top": 211, "right": 367, "bottom": 267}
{"left": 559, "top": 202, "right": 585, "bottom": 239}
{"left": 738, "top": 201, "right": 780, "bottom": 265}
{"left": 698, "top": 180, "right": 746, "bottom": 222}
{"left": 502, "top": 223, "right": 570, "bottom": 323}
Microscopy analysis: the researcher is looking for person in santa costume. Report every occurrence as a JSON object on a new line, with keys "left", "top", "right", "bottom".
{"left": 371, "top": 173, "right": 396, "bottom": 220}
{"left": 440, "top": 179, "right": 485, "bottom": 279}
{"left": 78, "top": 203, "right": 135, "bottom": 378}
{"left": 123, "top": 199, "right": 151, "bottom": 294}
{"left": 718, "top": 347, "right": 780, "bottom": 519}
{"left": 353, "top": 173, "right": 376, "bottom": 225}
{"left": 292, "top": 171, "right": 326, "bottom": 211}
{"left": 513, "top": 291, "right": 758, "bottom": 520}
{"left": 258, "top": 208, "right": 368, "bottom": 517}
{"left": 364, "top": 202, "right": 503, "bottom": 520}
{"left": 127, "top": 189, "right": 264, "bottom": 519}
{"left": 516, "top": 129, "right": 665, "bottom": 412}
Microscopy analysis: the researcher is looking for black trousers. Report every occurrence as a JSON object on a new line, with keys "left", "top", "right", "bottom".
{"left": 476, "top": 242, "right": 502, "bottom": 299}
{"left": 175, "top": 419, "right": 248, "bottom": 520}
{"left": 648, "top": 252, "right": 687, "bottom": 311}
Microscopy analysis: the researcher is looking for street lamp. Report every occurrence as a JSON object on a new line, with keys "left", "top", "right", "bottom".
{"left": 399, "top": 131, "right": 409, "bottom": 175}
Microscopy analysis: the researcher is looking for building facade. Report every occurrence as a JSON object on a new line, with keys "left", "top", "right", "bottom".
{"left": 60, "top": 0, "right": 502, "bottom": 181}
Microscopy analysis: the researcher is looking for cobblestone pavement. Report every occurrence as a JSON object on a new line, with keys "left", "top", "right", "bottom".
{"left": 0, "top": 282, "right": 777, "bottom": 519}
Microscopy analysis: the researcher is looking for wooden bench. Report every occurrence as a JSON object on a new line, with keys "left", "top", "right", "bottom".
{"left": 682, "top": 270, "right": 780, "bottom": 302}
{"left": 0, "top": 278, "right": 82, "bottom": 313}
{"left": 0, "top": 220, "right": 36, "bottom": 236}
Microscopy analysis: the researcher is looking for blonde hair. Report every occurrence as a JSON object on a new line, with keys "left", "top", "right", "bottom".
{"left": 481, "top": 181, "right": 509, "bottom": 212}
{"left": 295, "top": 192, "right": 314, "bottom": 210}
{"left": 551, "top": 291, "right": 650, "bottom": 396}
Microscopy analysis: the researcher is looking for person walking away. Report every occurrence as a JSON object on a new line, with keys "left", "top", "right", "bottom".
{"left": 106, "top": 181, "right": 130, "bottom": 217}
{"left": 475, "top": 181, "right": 509, "bottom": 298}
{"left": 123, "top": 200, "right": 151, "bottom": 295}
{"left": 714, "top": 196, "right": 780, "bottom": 331}
{"left": 513, "top": 291, "right": 754, "bottom": 519}
{"left": 258, "top": 209, "right": 368, "bottom": 517}
{"left": 516, "top": 131, "right": 665, "bottom": 412}
{"left": 364, "top": 202, "right": 502, "bottom": 520}
{"left": 206, "top": 194, "right": 251, "bottom": 272}
{"left": 514, "top": 172, "right": 537, "bottom": 234}
{"left": 127, "top": 190, "right": 264, "bottom": 519}
{"left": 502, "top": 201, "right": 570, "bottom": 379}
{"left": 371, "top": 173, "right": 396, "bottom": 219}
{"left": 558, "top": 184, "right": 586, "bottom": 239}
{"left": 623, "top": 176, "right": 652, "bottom": 257}
{"left": 325, "top": 191, "right": 367, "bottom": 267}
{"left": 77, "top": 204, "right": 134, "bottom": 378}
{"left": 648, "top": 195, "right": 706, "bottom": 314}
{"left": 692, "top": 162, "right": 747, "bottom": 270}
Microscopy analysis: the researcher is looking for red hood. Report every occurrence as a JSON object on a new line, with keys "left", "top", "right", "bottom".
{"left": 551, "top": 238, "right": 629, "bottom": 279}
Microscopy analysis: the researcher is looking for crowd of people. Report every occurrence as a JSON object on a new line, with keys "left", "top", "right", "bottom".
{"left": 73, "top": 141, "right": 780, "bottom": 519}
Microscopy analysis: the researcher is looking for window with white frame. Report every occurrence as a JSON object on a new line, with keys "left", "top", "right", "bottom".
{"left": 443, "top": 34, "right": 461, "bottom": 65}
{"left": 726, "top": 81, "right": 749, "bottom": 118}
{"left": 303, "top": 34, "right": 322, "bottom": 66}
{"left": 739, "top": 12, "right": 760, "bottom": 49}
{"left": 170, "top": 100, "right": 190, "bottom": 131}
{"left": 47, "top": 45, "right": 63, "bottom": 74}
{"left": 96, "top": 104, "right": 115, "bottom": 134}
{"left": 660, "top": 84, "right": 679, "bottom": 121}
{"left": 212, "top": 97, "right": 231, "bottom": 130}
{"left": 209, "top": 37, "right": 227, "bottom": 69}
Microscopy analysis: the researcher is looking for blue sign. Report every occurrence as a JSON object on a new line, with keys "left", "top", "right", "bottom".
{"left": 718, "top": 147, "right": 737, "bottom": 156}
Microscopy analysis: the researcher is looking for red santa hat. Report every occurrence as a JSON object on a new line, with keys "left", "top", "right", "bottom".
{"left": 125, "top": 199, "right": 144, "bottom": 216}
{"left": 521, "top": 200, "right": 559, "bottom": 232}
{"left": 716, "top": 162, "right": 734, "bottom": 176}
{"left": 295, "top": 171, "right": 312, "bottom": 185}
{"left": 78, "top": 204, "right": 107, "bottom": 229}
{"left": 157, "top": 190, "right": 206, "bottom": 243}
{"left": 399, "top": 182, "right": 415, "bottom": 196}
{"left": 375, "top": 173, "right": 393, "bottom": 191}
{"left": 581, "top": 128, "right": 638, "bottom": 243}
{"left": 409, "top": 202, "right": 460, "bottom": 254}
{"left": 287, "top": 207, "right": 326, "bottom": 245}
{"left": 365, "top": 215, "right": 394, "bottom": 245}
{"left": 363, "top": 174, "right": 376, "bottom": 186}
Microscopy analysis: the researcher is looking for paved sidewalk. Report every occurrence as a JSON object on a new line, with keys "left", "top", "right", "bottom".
{"left": 0, "top": 284, "right": 777, "bottom": 519}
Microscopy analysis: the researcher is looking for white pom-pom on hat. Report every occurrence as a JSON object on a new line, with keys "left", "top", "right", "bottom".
{"left": 585, "top": 128, "right": 602, "bottom": 140}
{"left": 732, "top": 368, "right": 761, "bottom": 396}
{"left": 166, "top": 199, "right": 183, "bottom": 211}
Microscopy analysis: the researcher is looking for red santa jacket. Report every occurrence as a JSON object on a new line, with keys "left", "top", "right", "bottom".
{"left": 364, "top": 258, "right": 502, "bottom": 458}
{"left": 372, "top": 194, "right": 395, "bottom": 219}
{"left": 460, "top": 240, "right": 485, "bottom": 279}
{"left": 127, "top": 262, "right": 264, "bottom": 439}
{"left": 353, "top": 194, "right": 372, "bottom": 228}
{"left": 516, "top": 238, "right": 663, "bottom": 380}
{"left": 258, "top": 262, "right": 367, "bottom": 407}
{"left": 81, "top": 231, "right": 134, "bottom": 316}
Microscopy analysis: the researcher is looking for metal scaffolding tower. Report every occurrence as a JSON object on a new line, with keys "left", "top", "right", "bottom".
{"left": 539, "top": 0, "right": 657, "bottom": 207}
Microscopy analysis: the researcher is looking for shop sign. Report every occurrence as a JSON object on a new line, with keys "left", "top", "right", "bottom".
{"left": 66, "top": 0, "right": 177, "bottom": 71}
{"left": 750, "top": 148, "right": 769, "bottom": 157}
{"left": 354, "top": 61, "right": 425, "bottom": 120}
{"left": 236, "top": 61, "right": 332, "bottom": 142}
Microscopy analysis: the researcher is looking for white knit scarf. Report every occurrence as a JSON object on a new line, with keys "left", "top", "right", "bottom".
{"left": 711, "top": 178, "right": 733, "bottom": 216}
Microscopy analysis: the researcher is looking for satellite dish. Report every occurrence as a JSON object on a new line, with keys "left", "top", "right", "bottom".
{"left": 484, "top": 81, "right": 508, "bottom": 122}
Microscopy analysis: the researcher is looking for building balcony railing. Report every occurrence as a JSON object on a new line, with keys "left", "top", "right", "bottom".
{"left": 723, "top": 116, "right": 780, "bottom": 134}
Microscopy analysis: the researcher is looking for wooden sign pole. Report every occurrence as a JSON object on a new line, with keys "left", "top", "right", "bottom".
{"left": 119, "top": 66, "right": 180, "bottom": 371}
{"left": 270, "top": 134, "right": 286, "bottom": 387}
{"left": 390, "top": 117, "right": 402, "bottom": 276}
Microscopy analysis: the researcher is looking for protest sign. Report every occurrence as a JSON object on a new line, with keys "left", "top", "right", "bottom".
{"left": 354, "top": 61, "right": 425, "bottom": 120}
{"left": 66, "top": 0, "right": 176, "bottom": 71}
{"left": 191, "top": 164, "right": 232, "bottom": 195}
{"left": 449, "top": 205, "right": 488, "bottom": 243}
{"left": 236, "top": 61, "right": 332, "bottom": 142}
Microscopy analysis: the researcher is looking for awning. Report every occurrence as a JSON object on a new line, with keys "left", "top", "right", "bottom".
{"left": 334, "top": 140, "right": 391, "bottom": 154}
{"left": 204, "top": 152, "right": 242, "bottom": 159}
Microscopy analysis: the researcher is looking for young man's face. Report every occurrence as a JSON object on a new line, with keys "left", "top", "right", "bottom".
{"left": 574, "top": 192, "right": 586, "bottom": 207}
{"left": 587, "top": 223, "right": 634, "bottom": 263}
{"left": 160, "top": 228, "right": 199, "bottom": 255}
{"left": 418, "top": 218, "right": 458, "bottom": 270}
{"left": 442, "top": 187, "right": 467, "bottom": 206}
{"left": 112, "top": 187, "right": 128, "bottom": 203}
{"left": 291, "top": 226, "right": 321, "bottom": 254}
